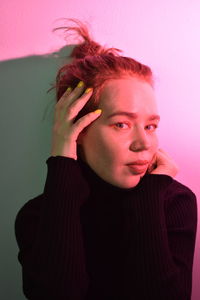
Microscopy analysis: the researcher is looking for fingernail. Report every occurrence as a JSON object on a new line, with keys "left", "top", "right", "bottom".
{"left": 77, "top": 81, "right": 84, "bottom": 88}
{"left": 94, "top": 109, "right": 102, "bottom": 114}
{"left": 66, "top": 87, "right": 72, "bottom": 92}
{"left": 84, "top": 88, "right": 92, "bottom": 94}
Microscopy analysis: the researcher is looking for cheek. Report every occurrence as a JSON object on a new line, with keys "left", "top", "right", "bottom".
{"left": 151, "top": 135, "right": 159, "bottom": 152}
{"left": 96, "top": 134, "right": 117, "bottom": 158}
{"left": 89, "top": 129, "right": 122, "bottom": 162}
{"left": 154, "top": 135, "right": 159, "bottom": 147}
{"left": 82, "top": 129, "right": 109, "bottom": 157}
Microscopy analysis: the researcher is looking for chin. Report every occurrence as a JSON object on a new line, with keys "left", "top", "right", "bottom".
{"left": 113, "top": 176, "right": 141, "bottom": 189}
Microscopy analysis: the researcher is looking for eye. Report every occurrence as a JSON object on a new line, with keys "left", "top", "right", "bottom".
{"left": 113, "top": 122, "right": 130, "bottom": 129}
{"left": 145, "top": 124, "right": 158, "bottom": 131}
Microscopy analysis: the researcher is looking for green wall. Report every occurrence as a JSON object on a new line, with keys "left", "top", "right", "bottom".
{"left": 0, "top": 46, "right": 71, "bottom": 299}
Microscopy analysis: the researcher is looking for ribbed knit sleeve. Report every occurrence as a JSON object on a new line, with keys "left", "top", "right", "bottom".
{"left": 15, "top": 156, "right": 90, "bottom": 300}
{"left": 121, "top": 175, "right": 197, "bottom": 300}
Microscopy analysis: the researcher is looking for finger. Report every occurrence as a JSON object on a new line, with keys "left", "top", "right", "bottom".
{"left": 147, "top": 159, "right": 157, "bottom": 173}
{"left": 55, "top": 84, "right": 92, "bottom": 121}
{"left": 154, "top": 149, "right": 176, "bottom": 168}
{"left": 159, "top": 149, "right": 179, "bottom": 168}
{"left": 148, "top": 150, "right": 164, "bottom": 172}
{"left": 58, "top": 81, "right": 86, "bottom": 108}
{"left": 157, "top": 148, "right": 172, "bottom": 159}
{"left": 154, "top": 150, "right": 169, "bottom": 165}
{"left": 66, "top": 88, "right": 93, "bottom": 121}
{"left": 148, "top": 164, "right": 157, "bottom": 173}
{"left": 57, "top": 86, "right": 73, "bottom": 106}
{"left": 148, "top": 152, "right": 157, "bottom": 167}
{"left": 71, "top": 109, "right": 102, "bottom": 139}
{"left": 54, "top": 87, "right": 73, "bottom": 121}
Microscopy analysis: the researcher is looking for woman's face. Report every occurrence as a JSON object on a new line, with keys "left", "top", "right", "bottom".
{"left": 78, "top": 77, "right": 160, "bottom": 189}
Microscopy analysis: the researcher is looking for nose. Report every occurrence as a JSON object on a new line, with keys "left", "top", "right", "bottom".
{"left": 129, "top": 127, "right": 151, "bottom": 152}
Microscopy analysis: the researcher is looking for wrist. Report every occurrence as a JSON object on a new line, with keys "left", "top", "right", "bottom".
{"left": 51, "top": 143, "right": 77, "bottom": 160}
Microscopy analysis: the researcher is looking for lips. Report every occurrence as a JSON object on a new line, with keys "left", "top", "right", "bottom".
{"left": 126, "top": 160, "right": 149, "bottom": 174}
{"left": 127, "top": 160, "right": 149, "bottom": 165}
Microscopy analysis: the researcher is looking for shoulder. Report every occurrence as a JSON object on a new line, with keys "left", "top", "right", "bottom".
{"left": 15, "top": 194, "right": 44, "bottom": 242}
{"left": 166, "top": 177, "right": 195, "bottom": 196}
{"left": 163, "top": 178, "right": 197, "bottom": 230}
{"left": 15, "top": 194, "right": 44, "bottom": 221}
{"left": 141, "top": 174, "right": 197, "bottom": 209}
{"left": 165, "top": 178, "right": 197, "bottom": 207}
{"left": 146, "top": 173, "right": 197, "bottom": 201}
{"left": 143, "top": 174, "right": 197, "bottom": 228}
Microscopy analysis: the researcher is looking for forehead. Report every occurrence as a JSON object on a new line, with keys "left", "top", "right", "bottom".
{"left": 99, "top": 77, "right": 158, "bottom": 114}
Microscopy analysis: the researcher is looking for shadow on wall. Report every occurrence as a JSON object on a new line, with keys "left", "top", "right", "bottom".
{"left": 0, "top": 45, "right": 73, "bottom": 300}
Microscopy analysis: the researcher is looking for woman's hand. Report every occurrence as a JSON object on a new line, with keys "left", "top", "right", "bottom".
{"left": 147, "top": 149, "right": 179, "bottom": 178}
{"left": 51, "top": 81, "right": 102, "bottom": 160}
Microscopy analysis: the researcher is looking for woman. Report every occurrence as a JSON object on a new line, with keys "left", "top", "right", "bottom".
{"left": 15, "top": 19, "right": 197, "bottom": 300}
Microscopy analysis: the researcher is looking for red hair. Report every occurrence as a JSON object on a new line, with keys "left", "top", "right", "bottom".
{"left": 54, "top": 18, "right": 154, "bottom": 122}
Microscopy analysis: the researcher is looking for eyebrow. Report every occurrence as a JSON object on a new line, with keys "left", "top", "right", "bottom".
{"left": 106, "top": 111, "right": 160, "bottom": 121}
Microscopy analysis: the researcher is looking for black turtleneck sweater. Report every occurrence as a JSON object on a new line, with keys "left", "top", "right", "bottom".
{"left": 15, "top": 156, "right": 197, "bottom": 300}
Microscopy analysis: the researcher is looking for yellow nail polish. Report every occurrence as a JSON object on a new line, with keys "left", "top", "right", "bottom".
{"left": 84, "top": 88, "right": 92, "bottom": 94}
{"left": 94, "top": 109, "right": 102, "bottom": 114}
{"left": 66, "top": 87, "right": 72, "bottom": 92}
{"left": 77, "top": 81, "right": 84, "bottom": 88}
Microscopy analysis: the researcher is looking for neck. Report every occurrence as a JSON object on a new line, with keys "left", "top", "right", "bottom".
{"left": 77, "top": 156, "right": 149, "bottom": 195}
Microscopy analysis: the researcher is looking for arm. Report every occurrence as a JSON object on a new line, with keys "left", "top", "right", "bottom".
{"left": 124, "top": 146, "right": 197, "bottom": 299}
{"left": 15, "top": 81, "right": 101, "bottom": 300}
{"left": 126, "top": 175, "right": 197, "bottom": 300}
{"left": 164, "top": 180, "right": 197, "bottom": 298}
{"left": 15, "top": 156, "right": 90, "bottom": 300}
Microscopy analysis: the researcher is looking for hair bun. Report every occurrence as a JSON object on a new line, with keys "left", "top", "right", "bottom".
{"left": 71, "top": 40, "right": 104, "bottom": 59}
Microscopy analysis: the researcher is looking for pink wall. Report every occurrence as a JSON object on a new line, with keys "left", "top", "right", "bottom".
{"left": 1, "top": 0, "right": 199, "bottom": 299}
